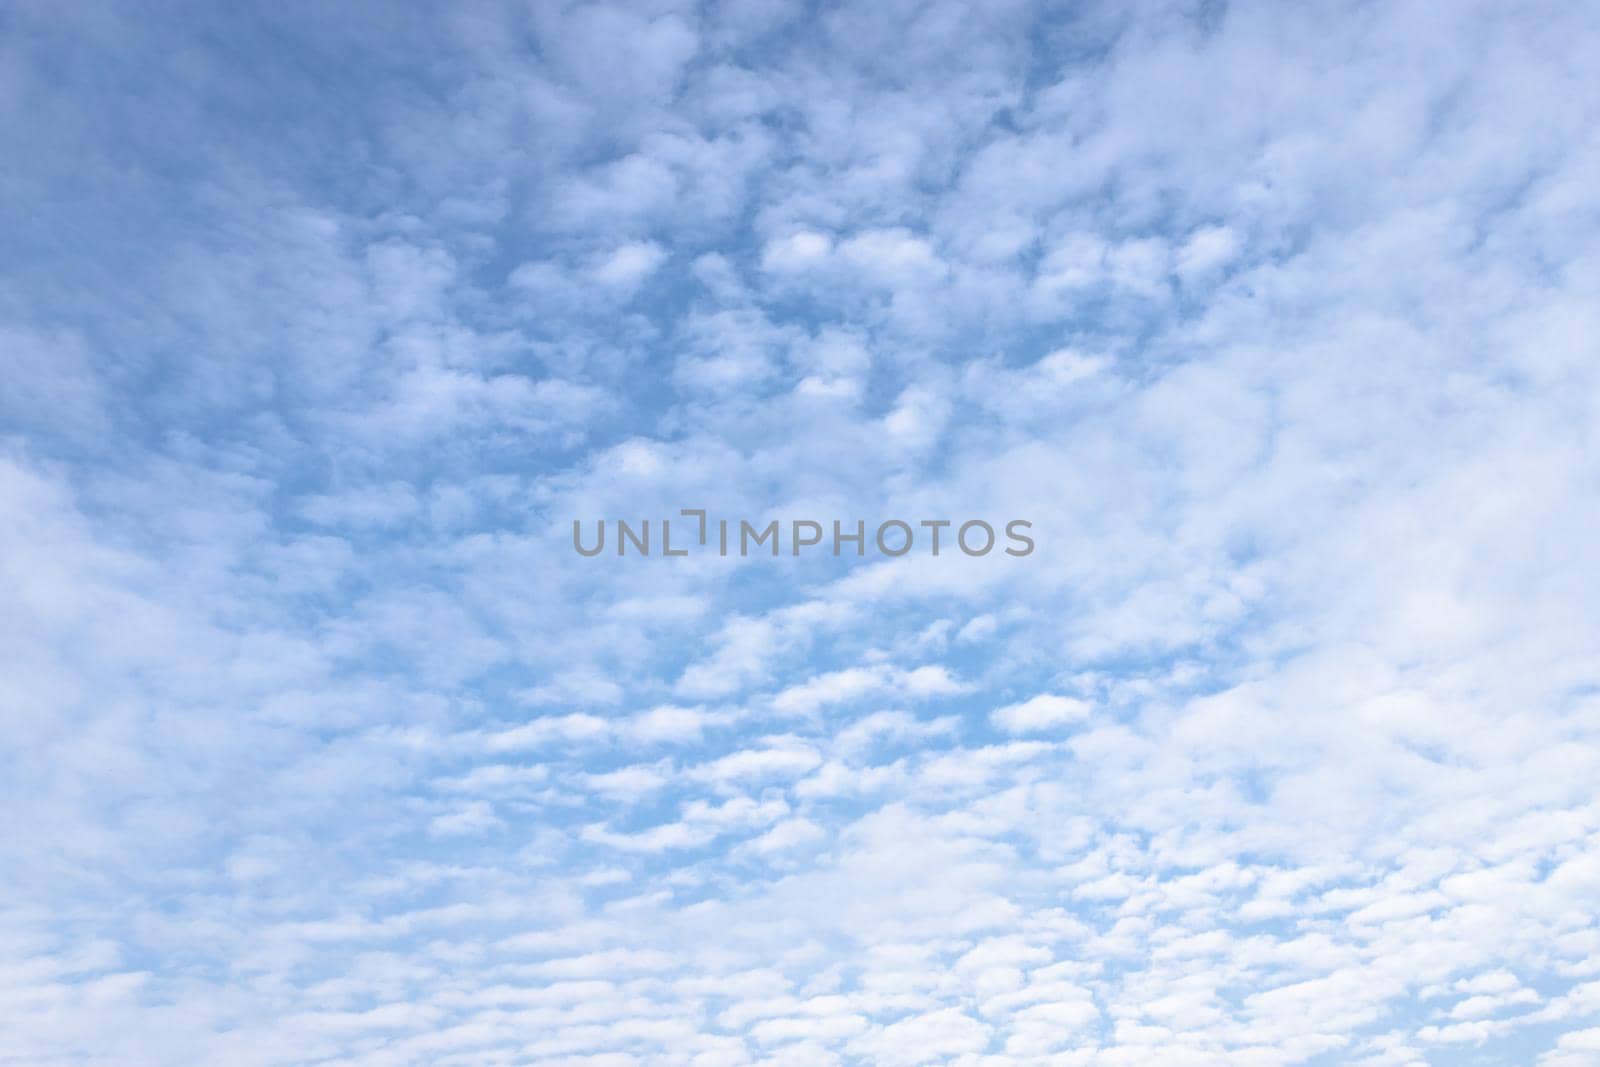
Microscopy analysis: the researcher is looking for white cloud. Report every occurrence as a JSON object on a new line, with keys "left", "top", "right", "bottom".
{"left": 1176, "top": 224, "right": 1243, "bottom": 282}
{"left": 625, "top": 704, "right": 711, "bottom": 745}
{"left": 761, "top": 230, "right": 833, "bottom": 272}
{"left": 428, "top": 802, "right": 502, "bottom": 838}
{"left": 990, "top": 694, "right": 1092, "bottom": 734}
{"left": 746, "top": 816, "right": 825, "bottom": 855}
{"left": 590, "top": 240, "right": 667, "bottom": 290}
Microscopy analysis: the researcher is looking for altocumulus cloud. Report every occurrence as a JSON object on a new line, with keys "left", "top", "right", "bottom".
{"left": 2, "top": 1, "right": 1600, "bottom": 1065}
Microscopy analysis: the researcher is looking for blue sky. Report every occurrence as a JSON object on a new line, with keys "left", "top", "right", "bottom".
{"left": 3, "top": 1, "right": 1600, "bottom": 1064}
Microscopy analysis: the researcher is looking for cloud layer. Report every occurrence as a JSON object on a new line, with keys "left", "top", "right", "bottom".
{"left": 3, "top": 1, "right": 1599, "bottom": 1064}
